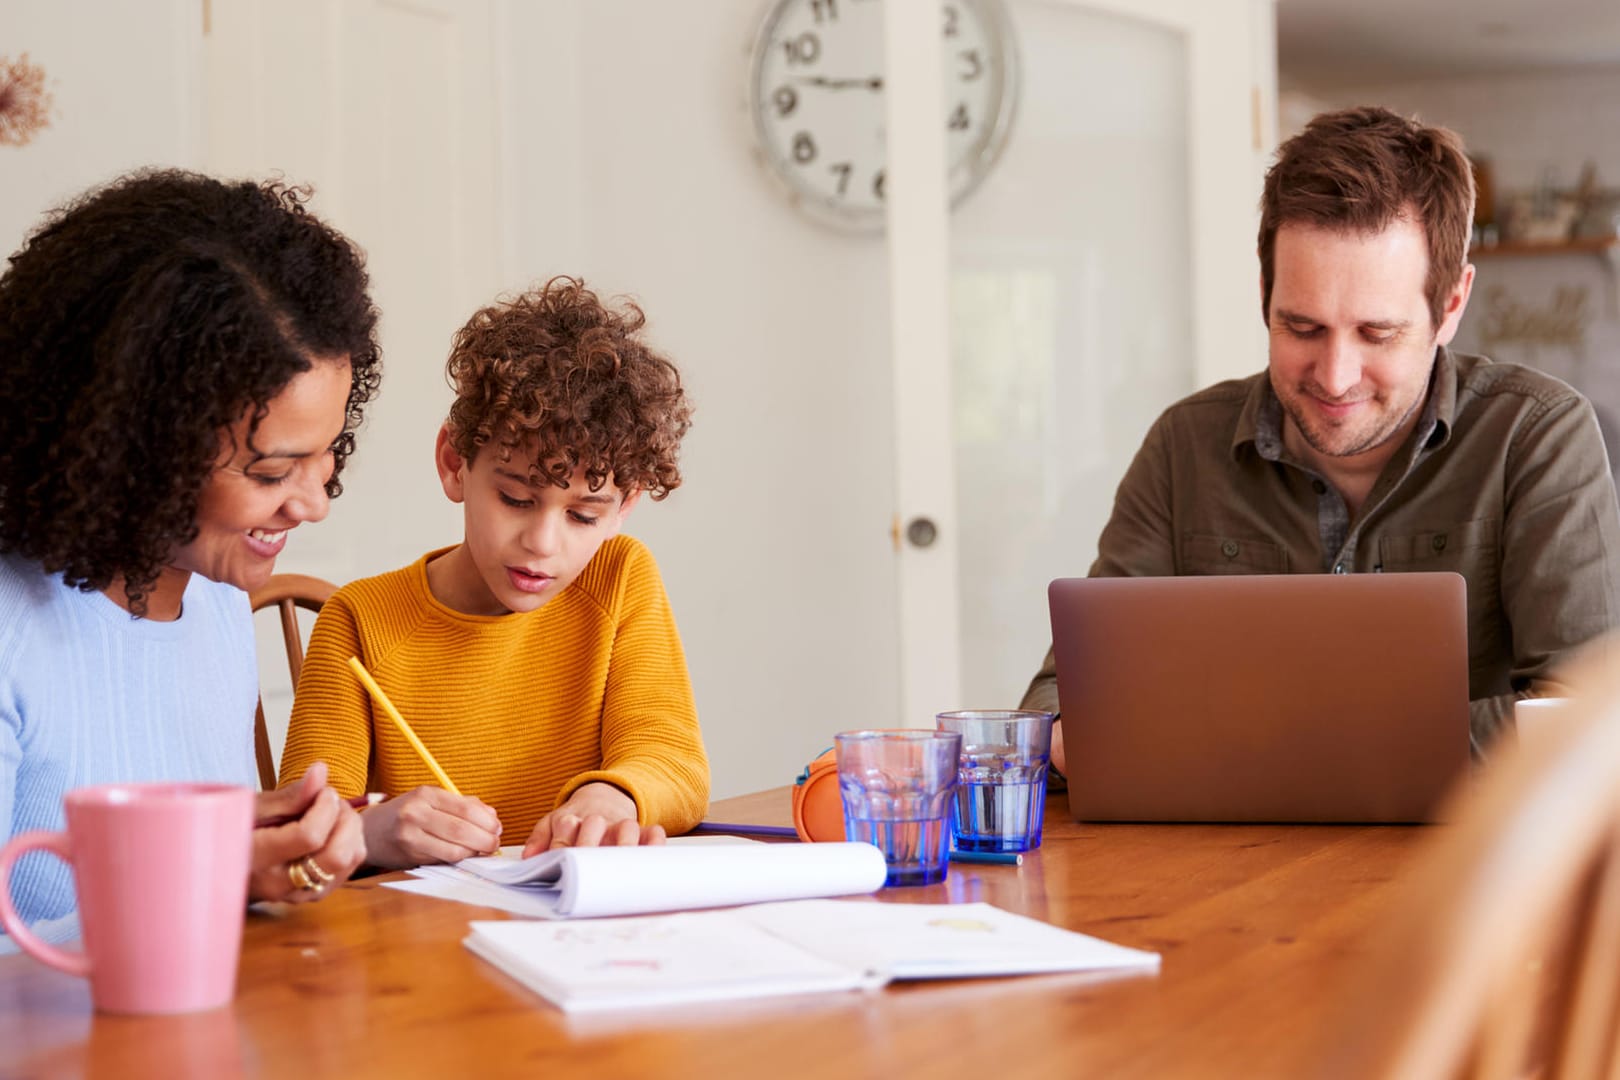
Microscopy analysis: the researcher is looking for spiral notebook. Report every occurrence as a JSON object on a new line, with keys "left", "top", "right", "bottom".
{"left": 384, "top": 840, "right": 890, "bottom": 919}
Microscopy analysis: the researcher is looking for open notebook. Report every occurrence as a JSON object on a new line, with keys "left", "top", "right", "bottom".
{"left": 383, "top": 840, "right": 889, "bottom": 918}
{"left": 464, "top": 898, "right": 1162, "bottom": 1012}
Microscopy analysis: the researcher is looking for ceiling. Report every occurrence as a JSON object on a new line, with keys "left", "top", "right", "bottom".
{"left": 1276, "top": 0, "right": 1620, "bottom": 90}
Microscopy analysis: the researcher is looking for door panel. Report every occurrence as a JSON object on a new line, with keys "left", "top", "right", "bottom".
{"left": 950, "top": 4, "right": 1193, "bottom": 708}
{"left": 887, "top": 0, "right": 1275, "bottom": 718}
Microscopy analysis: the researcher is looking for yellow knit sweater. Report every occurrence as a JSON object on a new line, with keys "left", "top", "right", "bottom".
{"left": 279, "top": 536, "right": 708, "bottom": 838}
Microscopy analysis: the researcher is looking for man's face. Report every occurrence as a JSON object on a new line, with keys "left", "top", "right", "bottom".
{"left": 431, "top": 427, "right": 641, "bottom": 616}
{"left": 1267, "top": 217, "right": 1472, "bottom": 464}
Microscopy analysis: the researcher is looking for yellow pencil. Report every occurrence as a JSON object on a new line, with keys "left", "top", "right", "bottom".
{"left": 346, "top": 656, "right": 463, "bottom": 797}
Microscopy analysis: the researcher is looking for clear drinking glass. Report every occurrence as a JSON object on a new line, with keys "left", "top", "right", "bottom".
{"left": 834, "top": 730, "right": 962, "bottom": 886}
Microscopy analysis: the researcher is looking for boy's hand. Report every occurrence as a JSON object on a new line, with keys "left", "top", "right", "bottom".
{"left": 360, "top": 786, "right": 502, "bottom": 869}
{"left": 522, "top": 782, "right": 665, "bottom": 857}
{"left": 250, "top": 762, "right": 367, "bottom": 903}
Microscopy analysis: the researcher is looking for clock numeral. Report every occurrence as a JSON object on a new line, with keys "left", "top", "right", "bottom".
{"left": 829, "top": 162, "right": 852, "bottom": 197}
{"left": 872, "top": 169, "right": 886, "bottom": 201}
{"left": 948, "top": 103, "right": 970, "bottom": 131}
{"left": 792, "top": 132, "right": 818, "bottom": 165}
{"left": 773, "top": 86, "right": 799, "bottom": 118}
{"left": 810, "top": 0, "right": 839, "bottom": 24}
{"left": 782, "top": 32, "right": 821, "bottom": 66}
{"left": 958, "top": 49, "right": 984, "bottom": 81}
{"left": 942, "top": 5, "right": 960, "bottom": 38}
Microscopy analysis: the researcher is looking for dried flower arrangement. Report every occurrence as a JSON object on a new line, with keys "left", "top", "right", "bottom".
{"left": 0, "top": 53, "right": 53, "bottom": 148}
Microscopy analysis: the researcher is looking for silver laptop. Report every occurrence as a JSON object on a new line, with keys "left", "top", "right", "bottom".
{"left": 1048, "top": 573, "right": 1470, "bottom": 823}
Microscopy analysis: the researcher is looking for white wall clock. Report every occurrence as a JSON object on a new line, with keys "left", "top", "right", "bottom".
{"left": 747, "top": 0, "right": 1019, "bottom": 233}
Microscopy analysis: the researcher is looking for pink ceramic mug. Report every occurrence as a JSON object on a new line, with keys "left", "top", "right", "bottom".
{"left": 0, "top": 782, "right": 254, "bottom": 1014}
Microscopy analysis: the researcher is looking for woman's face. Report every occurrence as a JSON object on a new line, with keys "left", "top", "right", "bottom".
{"left": 170, "top": 358, "right": 353, "bottom": 593}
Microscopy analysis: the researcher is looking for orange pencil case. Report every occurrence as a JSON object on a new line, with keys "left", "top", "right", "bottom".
{"left": 790, "top": 748, "right": 846, "bottom": 842}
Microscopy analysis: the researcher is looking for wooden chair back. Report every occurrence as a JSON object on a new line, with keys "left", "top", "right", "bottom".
{"left": 249, "top": 573, "right": 337, "bottom": 790}
{"left": 1318, "top": 644, "right": 1620, "bottom": 1079}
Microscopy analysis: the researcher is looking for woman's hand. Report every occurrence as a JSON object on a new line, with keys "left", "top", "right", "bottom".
{"left": 522, "top": 782, "right": 664, "bottom": 857}
{"left": 250, "top": 761, "right": 366, "bottom": 904}
{"left": 359, "top": 786, "right": 502, "bottom": 870}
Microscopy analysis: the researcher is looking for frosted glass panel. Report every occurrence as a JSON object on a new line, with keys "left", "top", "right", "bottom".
{"left": 949, "top": 2, "right": 1194, "bottom": 706}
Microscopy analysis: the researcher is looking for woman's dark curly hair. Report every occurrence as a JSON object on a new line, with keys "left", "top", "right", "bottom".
{"left": 0, "top": 168, "right": 382, "bottom": 613}
{"left": 445, "top": 276, "right": 691, "bottom": 499}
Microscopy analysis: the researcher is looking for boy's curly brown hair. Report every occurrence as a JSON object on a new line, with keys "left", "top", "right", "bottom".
{"left": 445, "top": 277, "right": 691, "bottom": 499}
{"left": 0, "top": 169, "right": 382, "bottom": 615}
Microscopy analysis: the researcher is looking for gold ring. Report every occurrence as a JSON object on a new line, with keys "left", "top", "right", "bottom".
{"left": 301, "top": 856, "right": 335, "bottom": 885}
{"left": 287, "top": 861, "right": 317, "bottom": 892}
{"left": 551, "top": 839, "right": 571, "bottom": 848}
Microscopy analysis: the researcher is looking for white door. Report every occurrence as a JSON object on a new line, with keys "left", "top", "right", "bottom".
{"left": 886, "top": 0, "right": 1277, "bottom": 721}
{"left": 204, "top": 0, "right": 503, "bottom": 759}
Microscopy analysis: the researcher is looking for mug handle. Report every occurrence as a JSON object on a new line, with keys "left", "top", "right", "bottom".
{"left": 0, "top": 830, "right": 91, "bottom": 977}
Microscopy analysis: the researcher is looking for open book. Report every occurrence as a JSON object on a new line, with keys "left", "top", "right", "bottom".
{"left": 464, "top": 899, "right": 1161, "bottom": 1012}
{"left": 383, "top": 841, "right": 889, "bottom": 919}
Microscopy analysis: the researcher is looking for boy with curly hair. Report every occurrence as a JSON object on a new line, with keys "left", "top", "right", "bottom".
{"left": 280, "top": 277, "right": 707, "bottom": 868}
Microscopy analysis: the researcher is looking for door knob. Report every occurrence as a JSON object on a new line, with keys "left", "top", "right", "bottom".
{"left": 905, "top": 517, "right": 939, "bottom": 548}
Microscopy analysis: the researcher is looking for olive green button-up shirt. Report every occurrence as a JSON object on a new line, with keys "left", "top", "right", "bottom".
{"left": 1021, "top": 347, "right": 1620, "bottom": 754}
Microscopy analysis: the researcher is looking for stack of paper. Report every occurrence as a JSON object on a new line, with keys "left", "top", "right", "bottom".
{"left": 383, "top": 840, "right": 890, "bottom": 918}
{"left": 464, "top": 899, "right": 1162, "bottom": 1012}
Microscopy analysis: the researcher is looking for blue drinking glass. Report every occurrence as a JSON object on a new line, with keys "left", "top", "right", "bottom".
{"left": 936, "top": 710, "right": 1054, "bottom": 854}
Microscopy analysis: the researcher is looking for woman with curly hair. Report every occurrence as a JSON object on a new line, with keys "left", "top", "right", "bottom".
{"left": 0, "top": 169, "right": 383, "bottom": 946}
{"left": 280, "top": 276, "right": 708, "bottom": 869}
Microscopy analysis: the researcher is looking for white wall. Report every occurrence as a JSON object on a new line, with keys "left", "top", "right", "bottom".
{"left": 0, "top": 1, "right": 200, "bottom": 253}
{"left": 1281, "top": 67, "right": 1620, "bottom": 191}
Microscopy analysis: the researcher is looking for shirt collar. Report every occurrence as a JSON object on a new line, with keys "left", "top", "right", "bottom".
{"left": 1425, "top": 345, "right": 1457, "bottom": 450}
{"left": 1232, "top": 373, "right": 1283, "bottom": 462}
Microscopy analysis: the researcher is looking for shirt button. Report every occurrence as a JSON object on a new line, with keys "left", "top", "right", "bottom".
{"left": 1333, "top": 563, "right": 1347, "bottom": 574}
{"left": 1311, "top": 480, "right": 1327, "bottom": 495}
{"left": 1221, "top": 540, "right": 1240, "bottom": 558}
{"left": 1432, "top": 534, "right": 1448, "bottom": 552}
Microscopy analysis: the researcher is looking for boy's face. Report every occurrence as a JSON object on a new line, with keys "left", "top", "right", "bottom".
{"left": 429, "top": 425, "right": 641, "bottom": 616}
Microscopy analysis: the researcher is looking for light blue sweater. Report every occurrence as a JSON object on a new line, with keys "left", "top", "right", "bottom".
{"left": 0, "top": 554, "right": 258, "bottom": 950}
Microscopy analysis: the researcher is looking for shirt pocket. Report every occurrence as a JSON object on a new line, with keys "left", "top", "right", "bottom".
{"left": 1376, "top": 518, "right": 1499, "bottom": 576}
{"left": 1179, "top": 533, "right": 1291, "bottom": 575}
{"left": 1377, "top": 517, "right": 1501, "bottom": 671}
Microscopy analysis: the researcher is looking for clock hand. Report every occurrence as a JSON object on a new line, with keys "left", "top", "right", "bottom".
{"left": 793, "top": 75, "right": 884, "bottom": 91}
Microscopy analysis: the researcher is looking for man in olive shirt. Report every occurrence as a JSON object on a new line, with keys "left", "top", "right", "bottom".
{"left": 1024, "top": 106, "right": 1620, "bottom": 764}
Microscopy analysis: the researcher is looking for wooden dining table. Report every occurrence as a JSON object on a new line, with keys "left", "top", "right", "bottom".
{"left": 0, "top": 787, "right": 1433, "bottom": 1079}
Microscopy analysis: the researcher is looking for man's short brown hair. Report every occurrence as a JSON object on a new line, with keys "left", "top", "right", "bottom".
{"left": 444, "top": 276, "right": 691, "bottom": 499}
{"left": 1258, "top": 105, "right": 1475, "bottom": 328}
